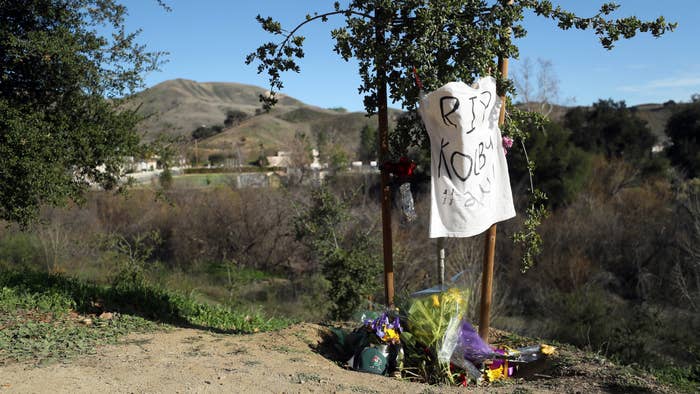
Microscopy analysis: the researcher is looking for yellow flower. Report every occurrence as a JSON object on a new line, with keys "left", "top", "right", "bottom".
{"left": 485, "top": 361, "right": 509, "bottom": 382}
{"left": 382, "top": 328, "right": 400, "bottom": 343}
{"left": 540, "top": 344, "right": 556, "bottom": 355}
{"left": 443, "top": 288, "right": 464, "bottom": 307}
{"left": 431, "top": 294, "right": 440, "bottom": 307}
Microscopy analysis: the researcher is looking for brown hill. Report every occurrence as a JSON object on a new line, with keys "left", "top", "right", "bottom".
{"left": 125, "top": 79, "right": 680, "bottom": 163}
{"left": 632, "top": 102, "right": 678, "bottom": 143}
{"left": 122, "top": 79, "right": 394, "bottom": 162}
{"left": 122, "top": 79, "right": 305, "bottom": 140}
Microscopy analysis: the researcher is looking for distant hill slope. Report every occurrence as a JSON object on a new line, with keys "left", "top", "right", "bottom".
{"left": 122, "top": 79, "right": 393, "bottom": 161}
{"left": 124, "top": 79, "right": 680, "bottom": 162}
{"left": 519, "top": 101, "right": 677, "bottom": 144}
{"left": 632, "top": 102, "right": 677, "bottom": 143}
{"left": 122, "top": 79, "right": 305, "bottom": 140}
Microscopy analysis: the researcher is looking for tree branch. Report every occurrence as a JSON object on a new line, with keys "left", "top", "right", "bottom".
{"left": 275, "top": 10, "right": 372, "bottom": 58}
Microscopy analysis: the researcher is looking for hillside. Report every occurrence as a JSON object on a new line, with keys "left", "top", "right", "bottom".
{"left": 519, "top": 101, "right": 676, "bottom": 143}
{"left": 121, "top": 79, "right": 306, "bottom": 140}
{"left": 122, "top": 79, "right": 395, "bottom": 161}
{"left": 633, "top": 102, "right": 678, "bottom": 143}
{"left": 124, "top": 79, "right": 681, "bottom": 163}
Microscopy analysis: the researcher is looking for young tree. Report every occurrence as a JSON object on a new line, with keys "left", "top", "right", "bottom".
{"left": 247, "top": 1, "right": 673, "bottom": 128}
{"left": 0, "top": 0, "right": 167, "bottom": 224}
{"left": 358, "top": 124, "right": 378, "bottom": 162}
{"left": 293, "top": 186, "right": 380, "bottom": 319}
{"left": 247, "top": 0, "right": 673, "bottom": 256}
{"left": 512, "top": 58, "right": 562, "bottom": 117}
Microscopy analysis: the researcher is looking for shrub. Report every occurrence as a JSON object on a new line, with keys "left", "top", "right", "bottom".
{"left": 293, "top": 186, "right": 380, "bottom": 319}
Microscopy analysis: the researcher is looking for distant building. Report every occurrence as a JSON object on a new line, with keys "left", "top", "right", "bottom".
{"left": 267, "top": 149, "right": 326, "bottom": 170}
{"left": 310, "top": 149, "right": 324, "bottom": 170}
{"left": 123, "top": 156, "right": 159, "bottom": 173}
{"left": 266, "top": 151, "right": 292, "bottom": 168}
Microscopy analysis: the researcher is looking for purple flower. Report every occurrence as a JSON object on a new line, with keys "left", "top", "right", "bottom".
{"left": 376, "top": 326, "right": 385, "bottom": 338}
{"left": 393, "top": 317, "right": 402, "bottom": 333}
{"left": 364, "top": 311, "right": 402, "bottom": 340}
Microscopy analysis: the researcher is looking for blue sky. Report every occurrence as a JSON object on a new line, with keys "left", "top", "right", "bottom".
{"left": 121, "top": 0, "right": 700, "bottom": 112}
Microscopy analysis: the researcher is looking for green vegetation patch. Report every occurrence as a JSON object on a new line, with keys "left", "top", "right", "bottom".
{"left": 653, "top": 364, "right": 700, "bottom": 393}
{"left": 0, "top": 270, "right": 293, "bottom": 365}
{"left": 0, "top": 278, "right": 155, "bottom": 365}
{"left": 172, "top": 173, "right": 237, "bottom": 188}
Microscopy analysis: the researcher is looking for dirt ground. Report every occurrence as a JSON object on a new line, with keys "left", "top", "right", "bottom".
{"left": 0, "top": 323, "right": 673, "bottom": 394}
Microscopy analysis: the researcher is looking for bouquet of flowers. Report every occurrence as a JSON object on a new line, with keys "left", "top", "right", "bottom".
{"left": 447, "top": 318, "right": 557, "bottom": 383}
{"left": 341, "top": 310, "right": 404, "bottom": 376}
{"left": 364, "top": 311, "right": 402, "bottom": 345}
{"left": 400, "top": 286, "right": 470, "bottom": 384}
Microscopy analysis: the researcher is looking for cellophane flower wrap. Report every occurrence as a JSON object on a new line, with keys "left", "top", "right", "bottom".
{"left": 402, "top": 287, "right": 470, "bottom": 384}
{"left": 457, "top": 320, "right": 499, "bottom": 363}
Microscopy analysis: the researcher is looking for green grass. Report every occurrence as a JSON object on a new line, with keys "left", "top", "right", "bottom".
{"left": 0, "top": 269, "right": 294, "bottom": 365}
{"left": 172, "top": 174, "right": 237, "bottom": 188}
{"left": 653, "top": 365, "right": 700, "bottom": 393}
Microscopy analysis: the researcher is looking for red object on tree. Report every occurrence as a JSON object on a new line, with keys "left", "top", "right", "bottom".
{"left": 383, "top": 157, "right": 416, "bottom": 180}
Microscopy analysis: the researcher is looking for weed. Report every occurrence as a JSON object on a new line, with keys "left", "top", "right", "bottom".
{"left": 0, "top": 291, "right": 155, "bottom": 365}
{"left": 268, "top": 344, "right": 302, "bottom": 354}
{"left": 355, "top": 387, "right": 384, "bottom": 394}
{"left": 291, "top": 372, "right": 321, "bottom": 384}
{"left": 293, "top": 331, "right": 312, "bottom": 344}
{"left": 0, "top": 269, "right": 293, "bottom": 365}
{"left": 120, "top": 338, "right": 152, "bottom": 347}
{"left": 185, "top": 345, "right": 211, "bottom": 357}
{"left": 653, "top": 365, "right": 700, "bottom": 393}
{"left": 227, "top": 347, "right": 247, "bottom": 355}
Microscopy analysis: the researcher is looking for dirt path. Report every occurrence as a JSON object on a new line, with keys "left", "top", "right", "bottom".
{"left": 0, "top": 323, "right": 671, "bottom": 394}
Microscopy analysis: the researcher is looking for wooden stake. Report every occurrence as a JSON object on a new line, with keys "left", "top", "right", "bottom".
{"left": 479, "top": 0, "right": 513, "bottom": 342}
{"left": 376, "top": 13, "right": 394, "bottom": 308}
{"left": 437, "top": 237, "right": 445, "bottom": 286}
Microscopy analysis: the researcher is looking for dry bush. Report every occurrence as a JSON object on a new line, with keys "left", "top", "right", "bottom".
{"left": 513, "top": 159, "right": 675, "bottom": 303}
{"left": 152, "top": 187, "right": 301, "bottom": 273}
{"left": 673, "top": 179, "right": 700, "bottom": 312}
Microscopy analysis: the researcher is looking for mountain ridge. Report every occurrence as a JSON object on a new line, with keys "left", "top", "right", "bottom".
{"left": 123, "top": 79, "right": 678, "bottom": 162}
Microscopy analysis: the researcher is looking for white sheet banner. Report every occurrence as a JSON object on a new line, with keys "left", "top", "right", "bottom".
{"left": 418, "top": 77, "right": 516, "bottom": 238}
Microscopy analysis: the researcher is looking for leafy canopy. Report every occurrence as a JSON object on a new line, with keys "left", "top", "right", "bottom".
{"left": 247, "top": 0, "right": 674, "bottom": 116}
{"left": 0, "top": 0, "right": 166, "bottom": 224}
{"left": 508, "top": 120, "right": 592, "bottom": 207}
{"left": 565, "top": 99, "right": 667, "bottom": 176}
{"left": 247, "top": 0, "right": 674, "bottom": 271}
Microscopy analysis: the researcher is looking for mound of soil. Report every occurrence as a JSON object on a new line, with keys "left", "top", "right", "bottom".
{"left": 0, "top": 323, "right": 672, "bottom": 393}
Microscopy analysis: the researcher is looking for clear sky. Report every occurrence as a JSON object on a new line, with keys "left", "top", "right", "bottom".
{"left": 120, "top": 0, "right": 700, "bottom": 112}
